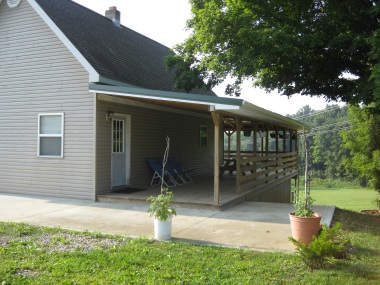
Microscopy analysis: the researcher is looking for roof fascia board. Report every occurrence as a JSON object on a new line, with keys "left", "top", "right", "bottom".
{"left": 212, "top": 100, "right": 308, "bottom": 130}
{"left": 209, "top": 105, "right": 240, "bottom": 111}
{"left": 89, "top": 83, "right": 243, "bottom": 107}
{"left": 27, "top": 0, "right": 100, "bottom": 82}
{"left": 240, "top": 101, "right": 309, "bottom": 130}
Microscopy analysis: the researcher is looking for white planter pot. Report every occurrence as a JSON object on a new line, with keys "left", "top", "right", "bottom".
{"left": 154, "top": 216, "right": 172, "bottom": 241}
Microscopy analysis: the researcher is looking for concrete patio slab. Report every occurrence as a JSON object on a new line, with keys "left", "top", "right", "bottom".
{"left": 0, "top": 194, "right": 334, "bottom": 252}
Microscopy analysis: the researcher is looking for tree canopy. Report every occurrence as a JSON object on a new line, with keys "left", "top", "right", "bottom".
{"left": 341, "top": 105, "right": 380, "bottom": 206}
{"left": 166, "top": 0, "right": 380, "bottom": 108}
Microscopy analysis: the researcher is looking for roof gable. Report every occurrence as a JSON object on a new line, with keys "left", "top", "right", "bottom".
{"left": 34, "top": 0, "right": 215, "bottom": 96}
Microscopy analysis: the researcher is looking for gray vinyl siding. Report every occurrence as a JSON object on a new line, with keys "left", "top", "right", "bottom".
{"left": 96, "top": 96, "right": 218, "bottom": 193}
{"left": 0, "top": 1, "right": 95, "bottom": 199}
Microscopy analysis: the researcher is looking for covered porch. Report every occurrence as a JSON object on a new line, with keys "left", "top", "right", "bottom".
{"left": 91, "top": 84, "right": 307, "bottom": 209}
{"left": 211, "top": 112, "right": 301, "bottom": 207}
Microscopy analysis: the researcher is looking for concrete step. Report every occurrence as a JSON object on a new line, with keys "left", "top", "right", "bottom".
{"left": 320, "top": 206, "right": 336, "bottom": 227}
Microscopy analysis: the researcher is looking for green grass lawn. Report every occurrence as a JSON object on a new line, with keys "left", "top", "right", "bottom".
{"left": 1, "top": 207, "right": 380, "bottom": 284}
{"left": 1, "top": 185, "right": 378, "bottom": 284}
{"left": 311, "top": 187, "right": 377, "bottom": 212}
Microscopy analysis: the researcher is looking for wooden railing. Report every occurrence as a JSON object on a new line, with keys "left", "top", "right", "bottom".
{"left": 224, "top": 150, "right": 290, "bottom": 157}
{"left": 236, "top": 151, "right": 298, "bottom": 192}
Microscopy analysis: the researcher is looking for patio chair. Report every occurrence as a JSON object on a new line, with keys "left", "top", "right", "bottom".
{"left": 158, "top": 158, "right": 186, "bottom": 185}
{"left": 146, "top": 158, "right": 177, "bottom": 188}
{"left": 167, "top": 157, "right": 193, "bottom": 183}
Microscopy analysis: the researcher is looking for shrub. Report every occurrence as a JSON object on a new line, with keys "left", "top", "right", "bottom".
{"left": 309, "top": 177, "right": 362, "bottom": 189}
{"left": 289, "top": 223, "right": 350, "bottom": 269}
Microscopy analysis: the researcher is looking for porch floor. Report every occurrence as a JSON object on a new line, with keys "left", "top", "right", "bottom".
{"left": 97, "top": 173, "right": 296, "bottom": 210}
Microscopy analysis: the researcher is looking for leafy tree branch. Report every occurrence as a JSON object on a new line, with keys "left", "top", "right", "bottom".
{"left": 167, "top": 0, "right": 380, "bottom": 108}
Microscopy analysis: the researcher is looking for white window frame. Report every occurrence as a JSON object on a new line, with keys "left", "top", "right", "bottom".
{"left": 37, "top": 113, "right": 64, "bottom": 158}
{"left": 200, "top": 125, "right": 208, "bottom": 146}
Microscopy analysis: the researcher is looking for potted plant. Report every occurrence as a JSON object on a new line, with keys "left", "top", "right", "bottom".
{"left": 289, "top": 188, "right": 321, "bottom": 246}
{"left": 147, "top": 187, "right": 177, "bottom": 240}
{"left": 289, "top": 132, "right": 322, "bottom": 246}
{"left": 146, "top": 136, "right": 177, "bottom": 241}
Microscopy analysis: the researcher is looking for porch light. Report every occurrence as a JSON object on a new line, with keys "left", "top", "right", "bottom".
{"left": 106, "top": 111, "right": 115, "bottom": 121}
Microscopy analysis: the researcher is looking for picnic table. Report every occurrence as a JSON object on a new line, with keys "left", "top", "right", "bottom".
{"left": 219, "top": 158, "right": 236, "bottom": 175}
{"left": 219, "top": 157, "right": 255, "bottom": 176}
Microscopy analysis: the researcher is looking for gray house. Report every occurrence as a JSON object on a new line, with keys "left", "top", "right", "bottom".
{"left": 0, "top": 0, "right": 307, "bottom": 208}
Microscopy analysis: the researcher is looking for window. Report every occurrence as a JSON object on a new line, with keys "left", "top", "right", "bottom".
{"left": 38, "top": 113, "right": 64, "bottom": 157}
{"left": 7, "top": 0, "right": 22, "bottom": 9}
{"left": 200, "top": 125, "right": 208, "bottom": 146}
{"left": 112, "top": 119, "right": 124, "bottom": 153}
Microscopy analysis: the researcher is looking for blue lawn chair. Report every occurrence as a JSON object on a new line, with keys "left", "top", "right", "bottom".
{"left": 158, "top": 158, "right": 186, "bottom": 185}
{"left": 167, "top": 157, "right": 193, "bottom": 183}
{"left": 146, "top": 158, "right": 176, "bottom": 187}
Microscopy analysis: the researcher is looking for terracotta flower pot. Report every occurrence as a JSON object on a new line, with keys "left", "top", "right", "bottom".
{"left": 289, "top": 213, "right": 322, "bottom": 246}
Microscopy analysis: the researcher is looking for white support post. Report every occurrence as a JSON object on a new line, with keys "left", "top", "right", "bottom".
{"left": 211, "top": 112, "right": 221, "bottom": 206}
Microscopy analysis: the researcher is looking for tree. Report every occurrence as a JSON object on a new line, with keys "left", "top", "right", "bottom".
{"left": 309, "top": 106, "right": 349, "bottom": 179}
{"left": 340, "top": 105, "right": 380, "bottom": 207}
{"left": 166, "top": 0, "right": 380, "bottom": 108}
{"left": 291, "top": 105, "right": 349, "bottom": 180}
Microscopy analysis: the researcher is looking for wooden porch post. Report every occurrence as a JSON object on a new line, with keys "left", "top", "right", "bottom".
{"left": 253, "top": 122, "right": 257, "bottom": 156}
{"left": 227, "top": 132, "right": 231, "bottom": 157}
{"left": 290, "top": 130, "right": 293, "bottom": 152}
{"left": 265, "top": 125, "right": 269, "bottom": 180}
{"left": 226, "top": 130, "right": 235, "bottom": 158}
{"left": 275, "top": 127, "right": 279, "bottom": 154}
{"left": 275, "top": 127, "right": 279, "bottom": 179}
{"left": 252, "top": 122, "right": 258, "bottom": 182}
{"left": 236, "top": 117, "right": 242, "bottom": 193}
{"left": 265, "top": 126, "right": 269, "bottom": 155}
{"left": 211, "top": 112, "right": 221, "bottom": 206}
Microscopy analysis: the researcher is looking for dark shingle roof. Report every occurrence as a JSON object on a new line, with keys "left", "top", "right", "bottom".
{"left": 35, "top": 0, "right": 215, "bottom": 96}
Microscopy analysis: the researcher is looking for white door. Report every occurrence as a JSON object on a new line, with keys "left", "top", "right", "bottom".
{"left": 112, "top": 118, "right": 127, "bottom": 187}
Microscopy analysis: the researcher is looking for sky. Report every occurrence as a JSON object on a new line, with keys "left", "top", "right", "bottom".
{"left": 73, "top": 0, "right": 345, "bottom": 116}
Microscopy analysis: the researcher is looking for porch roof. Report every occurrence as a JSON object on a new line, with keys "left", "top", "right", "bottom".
{"left": 89, "top": 83, "right": 309, "bottom": 131}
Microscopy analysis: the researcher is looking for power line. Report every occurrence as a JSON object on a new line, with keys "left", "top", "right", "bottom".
{"left": 294, "top": 107, "right": 342, "bottom": 121}
{"left": 292, "top": 105, "right": 344, "bottom": 120}
{"left": 309, "top": 121, "right": 350, "bottom": 131}
{"left": 307, "top": 126, "right": 351, "bottom": 137}
{"left": 299, "top": 123, "right": 351, "bottom": 136}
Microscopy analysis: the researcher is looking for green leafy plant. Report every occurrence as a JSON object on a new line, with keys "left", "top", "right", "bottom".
{"left": 147, "top": 188, "right": 177, "bottom": 221}
{"left": 289, "top": 223, "right": 349, "bottom": 269}
{"left": 292, "top": 188, "right": 315, "bottom": 217}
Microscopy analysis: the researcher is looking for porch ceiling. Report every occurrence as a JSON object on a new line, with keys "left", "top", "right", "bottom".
{"left": 110, "top": 95, "right": 211, "bottom": 115}
{"left": 90, "top": 83, "right": 309, "bottom": 131}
